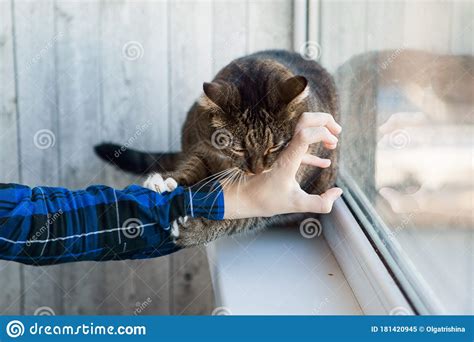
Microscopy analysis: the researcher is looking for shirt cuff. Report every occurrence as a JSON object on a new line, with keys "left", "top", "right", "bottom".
{"left": 184, "top": 181, "right": 225, "bottom": 221}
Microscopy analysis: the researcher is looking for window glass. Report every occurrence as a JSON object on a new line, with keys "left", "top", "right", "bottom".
{"left": 318, "top": 0, "right": 473, "bottom": 314}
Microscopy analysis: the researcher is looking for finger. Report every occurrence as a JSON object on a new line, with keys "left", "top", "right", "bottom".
{"left": 295, "top": 112, "right": 342, "bottom": 135}
{"left": 304, "top": 187, "right": 343, "bottom": 213}
{"left": 323, "top": 142, "right": 338, "bottom": 150}
{"left": 301, "top": 154, "right": 331, "bottom": 168}
{"left": 277, "top": 127, "right": 338, "bottom": 175}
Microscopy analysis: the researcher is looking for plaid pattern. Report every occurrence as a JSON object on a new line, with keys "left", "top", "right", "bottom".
{"left": 0, "top": 182, "right": 224, "bottom": 266}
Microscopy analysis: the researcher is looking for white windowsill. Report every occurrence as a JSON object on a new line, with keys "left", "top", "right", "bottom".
{"left": 206, "top": 198, "right": 414, "bottom": 315}
{"left": 206, "top": 207, "right": 363, "bottom": 315}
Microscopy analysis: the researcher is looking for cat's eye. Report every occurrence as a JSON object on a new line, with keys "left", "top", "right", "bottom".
{"left": 231, "top": 148, "right": 246, "bottom": 156}
{"left": 265, "top": 143, "right": 286, "bottom": 155}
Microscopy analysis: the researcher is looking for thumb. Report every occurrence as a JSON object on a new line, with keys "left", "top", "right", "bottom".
{"left": 305, "top": 187, "right": 343, "bottom": 213}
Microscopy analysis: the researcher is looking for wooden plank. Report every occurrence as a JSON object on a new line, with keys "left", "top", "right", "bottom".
{"left": 169, "top": 0, "right": 215, "bottom": 315}
{"left": 0, "top": 0, "right": 19, "bottom": 189}
{"left": 13, "top": 0, "right": 63, "bottom": 315}
{"left": 0, "top": 0, "right": 22, "bottom": 315}
{"left": 307, "top": 0, "right": 320, "bottom": 44}
{"left": 248, "top": 0, "right": 293, "bottom": 53}
{"left": 54, "top": 0, "right": 108, "bottom": 315}
{"left": 212, "top": 0, "right": 247, "bottom": 73}
{"left": 294, "top": 0, "right": 309, "bottom": 50}
{"left": 169, "top": 0, "right": 212, "bottom": 150}
{"left": 450, "top": 0, "right": 473, "bottom": 54}
{"left": 403, "top": 0, "right": 452, "bottom": 54}
{"left": 366, "top": 0, "right": 405, "bottom": 50}
{"left": 320, "top": 0, "right": 367, "bottom": 73}
{"left": 99, "top": 0, "right": 171, "bottom": 315}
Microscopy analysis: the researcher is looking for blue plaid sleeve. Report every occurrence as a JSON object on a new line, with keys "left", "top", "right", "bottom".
{"left": 0, "top": 182, "right": 224, "bottom": 266}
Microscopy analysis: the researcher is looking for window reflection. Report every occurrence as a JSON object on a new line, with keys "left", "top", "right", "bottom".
{"left": 328, "top": 1, "right": 473, "bottom": 314}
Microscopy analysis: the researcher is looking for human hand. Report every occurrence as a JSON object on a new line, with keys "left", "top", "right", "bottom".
{"left": 223, "top": 112, "right": 343, "bottom": 219}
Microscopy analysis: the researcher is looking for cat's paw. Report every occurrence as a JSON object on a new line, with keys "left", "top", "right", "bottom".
{"left": 170, "top": 216, "right": 189, "bottom": 239}
{"left": 144, "top": 173, "right": 178, "bottom": 193}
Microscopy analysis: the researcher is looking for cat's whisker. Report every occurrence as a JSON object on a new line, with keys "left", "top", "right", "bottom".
{"left": 192, "top": 167, "right": 237, "bottom": 196}
{"left": 233, "top": 172, "right": 245, "bottom": 210}
{"left": 197, "top": 168, "right": 235, "bottom": 186}
{"left": 193, "top": 168, "right": 238, "bottom": 201}
{"left": 207, "top": 170, "right": 241, "bottom": 218}
{"left": 217, "top": 173, "right": 234, "bottom": 190}
{"left": 198, "top": 167, "right": 235, "bottom": 184}
{"left": 220, "top": 168, "right": 241, "bottom": 189}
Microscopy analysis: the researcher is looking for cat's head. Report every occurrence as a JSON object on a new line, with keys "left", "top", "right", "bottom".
{"left": 200, "top": 75, "right": 308, "bottom": 175}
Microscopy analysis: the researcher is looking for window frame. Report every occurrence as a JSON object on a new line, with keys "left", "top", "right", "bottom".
{"left": 294, "top": 0, "right": 447, "bottom": 315}
{"left": 337, "top": 172, "right": 446, "bottom": 314}
{"left": 320, "top": 197, "right": 414, "bottom": 315}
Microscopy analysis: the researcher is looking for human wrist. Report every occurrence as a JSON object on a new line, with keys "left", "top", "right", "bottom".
{"left": 223, "top": 181, "right": 260, "bottom": 219}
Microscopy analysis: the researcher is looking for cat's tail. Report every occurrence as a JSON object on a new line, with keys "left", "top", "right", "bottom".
{"left": 94, "top": 142, "right": 180, "bottom": 175}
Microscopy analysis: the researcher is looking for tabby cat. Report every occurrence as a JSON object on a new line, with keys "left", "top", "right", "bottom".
{"left": 95, "top": 50, "right": 339, "bottom": 247}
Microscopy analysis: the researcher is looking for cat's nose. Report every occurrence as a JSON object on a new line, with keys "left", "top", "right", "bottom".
{"left": 249, "top": 163, "right": 265, "bottom": 175}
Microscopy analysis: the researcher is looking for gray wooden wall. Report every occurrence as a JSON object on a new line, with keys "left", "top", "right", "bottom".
{"left": 319, "top": 0, "right": 472, "bottom": 73}
{"left": 0, "top": 0, "right": 293, "bottom": 315}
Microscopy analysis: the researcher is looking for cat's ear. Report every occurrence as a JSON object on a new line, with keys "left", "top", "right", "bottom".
{"left": 277, "top": 75, "right": 308, "bottom": 105}
{"left": 202, "top": 81, "right": 228, "bottom": 109}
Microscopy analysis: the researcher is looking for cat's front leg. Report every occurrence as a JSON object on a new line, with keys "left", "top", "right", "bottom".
{"left": 143, "top": 152, "right": 214, "bottom": 193}
{"left": 164, "top": 154, "right": 212, "bottom": 187}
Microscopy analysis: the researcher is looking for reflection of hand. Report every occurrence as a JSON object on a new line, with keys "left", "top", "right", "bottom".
{"left": 378, "top": 111, "right": 426, "bottom": 137}
{"left": 379, "top": 187, "right": 420, "bottom": 213}
{"left": 224, "top": 112, "right": 343, "bottom": 219}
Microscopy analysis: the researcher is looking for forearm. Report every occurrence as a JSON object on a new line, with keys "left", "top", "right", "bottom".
{"left": 0, "top": 182, "right": 224, "bottom": 265}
